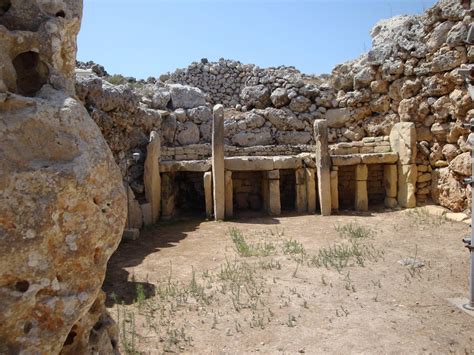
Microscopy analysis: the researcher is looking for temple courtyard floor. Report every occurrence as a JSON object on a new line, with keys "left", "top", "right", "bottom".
{"left": 104, "top": 207, "right": 473, "bottom": 354}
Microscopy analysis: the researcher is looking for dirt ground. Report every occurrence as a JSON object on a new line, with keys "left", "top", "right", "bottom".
{"left": 104, "top": 207, "right": 474, "bottom": 354}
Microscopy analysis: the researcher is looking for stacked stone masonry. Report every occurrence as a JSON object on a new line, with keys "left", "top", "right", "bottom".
{"left": 73, "top": 0, "right": 473, "bottom": 226}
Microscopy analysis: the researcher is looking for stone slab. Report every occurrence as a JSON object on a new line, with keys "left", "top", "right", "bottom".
{"left": 224, "top": 156, "right": 274, "bottom": 171}
{"left": 331, "top": 155, "right": 362, "bottom": 166}
{"left": 160, "top": 160, "right": 211, "bottom": 173}
{"left": 361, "top": 153, "right": 398, "bottom": 164}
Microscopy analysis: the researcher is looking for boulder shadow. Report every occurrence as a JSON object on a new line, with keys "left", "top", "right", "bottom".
{"left": 103, "top": 217, "right": 202, "bottom": 306}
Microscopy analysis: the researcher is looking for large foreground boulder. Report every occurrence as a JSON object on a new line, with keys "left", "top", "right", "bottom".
{"left": 0, "top": 1, "right": 126, "bottom": 353}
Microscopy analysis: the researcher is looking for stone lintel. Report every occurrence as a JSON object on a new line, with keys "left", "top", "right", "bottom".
{"left": 159, "top": 160, "right": 211, "bottom": 173}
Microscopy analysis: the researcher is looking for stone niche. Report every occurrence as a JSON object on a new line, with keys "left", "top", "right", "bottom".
{"left": 367, "top": 164, "right": 385, "bottom": 204}
{"left": 280, "top": 169, "right": 296, "bottom": 212}
{"left": 175, "top": 171, "right": 206, "bottom": 216}
{"left": 161, "top": 171, "right": 207, "bottom": 218}
{"left": 233, "top": 171, "right": 264, "bottom": 212}
{"left": 338, "top": 165, "right": 356, "bottom": 209}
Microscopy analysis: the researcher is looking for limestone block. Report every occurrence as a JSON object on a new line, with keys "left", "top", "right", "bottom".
{"left": 314, "top": 119, "right": 332, "bottom": 216}
{"left": 295, "top": 168, "right": 306, "bottom": 185}
{"left": 324, "top": 108, "right": 350, "bottom": 128}
{"left": 361, "top": 153, "right": 398, "bottom": 164}
{"left": 306, "top": 168, "right": 317, "bottom": 214}
{"left": 126, "top": 185, "right": 143, "bottom": 229}
{"left": 417, "top": 173, "right": 432, "bottom": 183}
{"left": 204, "top": 172, "right": 213, "bottom": 219}
{"left": 296, "top": 183, "right": 308, "bottom": 214}
{"left": 389, "top": 122, "right": 417, "bottom": 165}
{"left": 262, "top": 178, "right": 269, "bottom": 213}
{"left": 330, "top": 169, "right": 339, "bottom": 211}
{"left": 212, "top": 104, "right": 225, "bottom": 220}
{"left": 161, "top": 173, "right": 175, "bottom": 219}
{"left": 144, "top": 131, "right": 161, "bottom": 224}
{"left": 267, "top": 169, "right": 280, "bottom": 180}
{"left": 356, "top": 164, "right": 368, "bottom": 181}
{"left": 141, "top": 203, "right": 153, "bottom": 226}
{"left": 273, "top": 156, "right": 303, "bottom": 170}
{"left": 225, "top": 156, "right": 274, "bottom": 171}
{"left": 331, "top": 155, "right": 362, "bottom": 166}
{"left": 268, "top": 179, "right": 281, "bottom": 216}
{"left": 159, "top": 160, "right": 212, "bottom": 173}
{"left": 398, "top": 164, "right": 417, "bottom": 208}
{"left": 384, "top": 164, "right": 398, "bottom": 198}
{"left": 384, "top": 197, "right": 398, "bottom": 208}
{"left": 355, "top": 180, "right": 369, "bottom": 212}
{"left": 225, "top": 171, "right": 233, "bottom": 218}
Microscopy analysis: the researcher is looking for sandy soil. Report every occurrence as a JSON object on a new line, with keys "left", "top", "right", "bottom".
{"left": 104, "top": 208, "right": 474, "bottom": 354}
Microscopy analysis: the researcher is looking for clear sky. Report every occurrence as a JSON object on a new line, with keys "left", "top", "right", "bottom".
{"left": 77, "top": 0, "right": 437, "bottom": 79}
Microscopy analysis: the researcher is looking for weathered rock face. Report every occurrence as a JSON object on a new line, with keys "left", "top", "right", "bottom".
{"left": 0, "top": 1, "right": 126, "bottom": 353}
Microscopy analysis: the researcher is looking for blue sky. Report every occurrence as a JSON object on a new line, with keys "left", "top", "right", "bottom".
{"left": 77, "top": 0, "right": 437, "bottom": 79}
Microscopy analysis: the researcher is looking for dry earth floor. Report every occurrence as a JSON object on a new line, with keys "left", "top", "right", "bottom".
{"left": 104, "top": 208, "right": 474, "bottom": 354}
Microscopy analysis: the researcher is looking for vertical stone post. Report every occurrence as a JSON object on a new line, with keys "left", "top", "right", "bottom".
{"left": 212, "top": 104, "right": 225, "bottom": 220}
{"left": 262, "top": 176, "right": 269, "bottom": 213}
{"left": 306, "top": 168, "right": 316, "bottom": 214}
{"left": 295, "top": 168, "right": 307, "bottom": 214}
{"left": 161, "top": 173, "right": 175, "bottom": 220}
{"left": 355, "top": 164, "right": 368, "bottom": 212}
{"left": 314, "top": 119, "right": 332, "bottom": 216}
{"left": 225, "top": 170, "right": 233, "bottom": 218}
{"left": 390, "top": 123, "right": 417, "bottom": 208}
{"left": 383, "top": 164, "right": 398, "bottom": 208}
{"left": 204, "top": 172, "right": 213, "bottom": 219}
{"left": 330, "top": 167, "right": 339, "bottom": 211}
{"left": 267, "top": 170, "right": 281, "bottom": 216}
{"left": 144, "top": 131, "right": 161, "bottom": 224}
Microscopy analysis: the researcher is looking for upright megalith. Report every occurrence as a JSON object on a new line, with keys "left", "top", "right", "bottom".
{"left": 144, "top": 131, "right": 161, "bottom": 224}
{"left": 314, "top": 119, "right": 332, "bottom": 216}
{"left": 390, "top": 123, "right": 417, "bottom": 208}
{"left": 0, "top": 1, "right": 126, "bottom": 353}
{"left": 212, "top": 104, "right": 225, "bottom": 220}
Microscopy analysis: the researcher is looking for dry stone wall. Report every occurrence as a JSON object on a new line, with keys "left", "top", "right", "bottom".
{"left": 79, "top": 0, "right": 472, "bottom": 216}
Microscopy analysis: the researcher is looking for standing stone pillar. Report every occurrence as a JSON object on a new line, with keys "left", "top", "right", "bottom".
{"left": 295, "top": 168, "right": 307, "bottom": 213}
{"left": 212, "top": 104, "right": 225, "bottom": 220}
{"left": 306, "top": 168, "right": 316, "bottom": 214}
{"left": 384, "top": 164, "right": 398, "bottom": 208}
{"left": 144, "top": 131, "right": 161, "bottom": 224}
{"left": 330, "top": 167, "right": 339, "bottom": 211}
{"left": 390, "top": 123, "right": 417, "bottom": 208}
{"left": 204, "top": 172, "right": 213, "bottom": 219}
{"left": 161, "top": 173, "right": 175, "bottom": 219}
{"left": 225, "top": 170, "right": 233, "bottom": 218}
{"left": 267, "top": 170, "right": 281, "bottom": 216}
{"left": 314, "top": 119, "right": 332, "bottom": 216}
{"left": 355, "top": 164, "right": 368, "bottom": 212}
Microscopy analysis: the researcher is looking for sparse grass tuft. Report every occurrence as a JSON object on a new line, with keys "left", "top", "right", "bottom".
{"left": 229, "top": 227, "right": 276, "bottom": 257}
{"left": 335, "top": 222, "right": 374, "bottom": 239}
{"left": 406, "top": 208, "right": 448, "bottom": 226}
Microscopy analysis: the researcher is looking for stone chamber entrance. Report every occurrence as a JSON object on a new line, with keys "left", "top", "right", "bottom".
{"left": 368, "top": 164, "right": 385, "bottom": 205}
{"left": 279, "top": 169, "right": 296, "bottom": 212}
{"left": 175, "top": 172, "right": 206, "bottom": 217}
{"left": 232, "top": 171, "right": 264, "bottom": 214}
{"left": 337, "top": 165, "right": 356, "bottom": 209}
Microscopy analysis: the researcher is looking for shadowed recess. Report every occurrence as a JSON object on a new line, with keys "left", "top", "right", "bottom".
{"left": 13, "top": 51, "right": 49, "bottom": 97}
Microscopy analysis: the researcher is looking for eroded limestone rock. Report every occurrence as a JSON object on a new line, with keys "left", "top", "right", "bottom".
{"left": 0, "top": 1, "right": 126, "bottom": 353}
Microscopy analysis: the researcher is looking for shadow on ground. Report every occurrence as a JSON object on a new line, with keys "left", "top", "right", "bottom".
{"left": 103, "top": 217, "right": 202, "bottom": 306}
